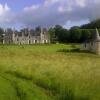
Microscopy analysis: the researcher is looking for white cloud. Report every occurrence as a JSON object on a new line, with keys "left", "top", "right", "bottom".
{"left": 17, "top": 0, "right": 88, "bottom": 27}
{"left": 24, "top": 5, "right": 39, "bottom": 12}
{"left": 75, "top": 0, "right": 86, "bottom": 8}
{"left": 58, "top": 6, "right": 65, "bottom": 13}
{"left": 0, "top": 3, "right": 10, "bottom": 16}
{"left": 15, "top": 0, "right": 100, "bottom": 28}
{"left": 1, "top": 0, "right": 100, "bottom": 28}
{"left": 0, "top": 3, "right": 14, "bottom": 25}
{"left": 63, "top": 19, "right": 89, "bottom": 29}
{"left": 44, "top": 0, "right": 60, "bottom": 6}
{"left": 58, "top": 6, "right": 72, "bottom": 13}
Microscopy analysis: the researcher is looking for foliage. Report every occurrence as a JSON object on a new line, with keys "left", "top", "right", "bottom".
{"left": 48, "top": 19, "right": 100, "bottom": 43}
{"left": 81, "top": 19, "right": 100, "bottom": 29}
{"left": 0, "top": 28, "right": 4, "bottom": 43}
{"left": 69, "top": 27, "right": 82, "bottom": 43}
{"left": 48, "top": 25, "right": 95, "bottom": 43}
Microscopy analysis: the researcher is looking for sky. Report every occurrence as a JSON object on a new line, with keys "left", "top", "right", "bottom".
{"left": 0, "top": 0, "right": 100, "bottom": 29}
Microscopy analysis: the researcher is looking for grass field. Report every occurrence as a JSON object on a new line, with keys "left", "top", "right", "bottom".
{"left": 0, "top": 44, "right": 100, "bottom": 100}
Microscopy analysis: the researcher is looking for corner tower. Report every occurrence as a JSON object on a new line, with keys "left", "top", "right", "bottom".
{"left": 92, "top": 28, "right": 100, "bottom": 54}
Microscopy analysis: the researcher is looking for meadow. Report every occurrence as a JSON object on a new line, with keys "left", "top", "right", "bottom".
{"left": 0, "top": 44, "right": 100, "bottom": 100}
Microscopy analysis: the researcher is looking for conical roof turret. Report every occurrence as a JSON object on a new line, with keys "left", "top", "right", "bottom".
{"left": 93, "top": 28, "right": 100, "bottom": 41}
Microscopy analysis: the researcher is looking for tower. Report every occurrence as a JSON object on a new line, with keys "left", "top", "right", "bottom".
{"left": 92, "top": 28, "right": 100, "bottom": 54}
{"left": 40, "top": 28, "right": 44, "bottom": 43}
{"left": 12, "top": 28, "right": 15, "bottom": 44}
{"left": 3, "top": 29, "right": 6, "bottom": 44}
{"left": 40, "top": 28, "right": 49, "bottom": 44}
{"left": 28, "top": 28, "right": 31, "bottom": 44}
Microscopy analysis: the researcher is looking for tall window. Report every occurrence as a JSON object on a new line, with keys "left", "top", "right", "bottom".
{"left": 35, "top": 40, "right": 37, "bottom": 43}
{"left": 44, "top": 40, "right": 47, "bottom": 43}
{"left": 91, "top": 42, "right": 93, "bottom": 46}
{"left": 29, "top": 40, "right": 31, "bottom": 44}
{"left": 85, "top": 43, "right": 86, "bottom": 48}
{"left": 17, "top": 38, "right": 19, "bottom": 41}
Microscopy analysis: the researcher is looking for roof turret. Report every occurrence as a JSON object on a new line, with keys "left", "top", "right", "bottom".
{"left": 93, "top": 28, "right": 100, "bottom": 41}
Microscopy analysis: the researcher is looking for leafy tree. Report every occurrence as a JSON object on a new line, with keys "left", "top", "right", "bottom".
{"left": 54, "top": 25, "right": 69, "bottom": 43}
{"left": 81, "top": 19, "right": 100, "bottom": 29}
{"left": 0, "top": 28, "right": 4, "bottom": 43}
{"left": 69, "top": 27, "right": 82, "bottom": 43}
{"left": 48, "top": 28, "right": 57, "bottom": 43}
{"left": 57, "top": 28, "right": 69, "bottom": 43}
{"left": 81, "top": 29, "right": 91, "bottom": 42}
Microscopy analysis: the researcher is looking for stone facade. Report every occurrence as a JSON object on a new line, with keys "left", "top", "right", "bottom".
{"left": 3, "top": 28, "right": 50, "bottom": 44}
{"left": 82, "top": 29, "right": 100, "bottom": 54}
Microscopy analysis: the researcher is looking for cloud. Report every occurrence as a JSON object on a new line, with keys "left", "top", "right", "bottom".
{"left": 0, "top": 4, "right": 9, "bottom": 15}
{"left": 1, "top": 0, "right": 100, "bottom": 28}
{"left": 0, "top": 3, "right": 14, "bottom": 25}
{"left": 75, "top": 0, "right": 86, "bottom": 8}
{"left": 24, "top": 5, "right": 39, "bottom": 12}
{"left": 44, "top": 0, "right": 60, "bottom": 6}
{"left": 17, "top": 0, "right": 90, "bottom": 27}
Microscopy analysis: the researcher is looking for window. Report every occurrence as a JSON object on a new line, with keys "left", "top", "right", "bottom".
{"left": 44, "top": 40, "right": 47, "bottom": 43}
{"left": 91, "top": 42, "right": 93, "bottom": 46}
{"left": 35, "top": 40, "right": 37, "bottom": 43}
{"left": 85, "top": 43, "right": 86, "bottom": 48}
{"left": 17, "top": 38, "right": 19, "bottom": 41}
{"left": 29, "top": 40, "right": 31, "bottom": 44}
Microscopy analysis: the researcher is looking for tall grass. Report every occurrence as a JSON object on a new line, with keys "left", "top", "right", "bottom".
{"left": 0, "top": 44, "right": 99, "bottom": 100}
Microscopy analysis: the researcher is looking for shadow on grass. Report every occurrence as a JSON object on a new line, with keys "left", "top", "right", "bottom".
{"left": 12, "top": 81, "right": 27, "bottom": 100}
{"left": 5, "top": 71, "right": 33, "bottom": 81}
{"left": 0, "top": 73, "right": 27, "bottom": 100}
{"left": 57, "top": 48, "right": 94, "bottom": 54}
{"left": 4, "top": 70, "right": 90, "bottom": 100}
{"left": 34, "top": 78, "right": 90, "bottom": 100}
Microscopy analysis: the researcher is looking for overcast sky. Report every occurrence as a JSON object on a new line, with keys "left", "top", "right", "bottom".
{"left": 0, "top": 0, "right": 100, "bottom": 29}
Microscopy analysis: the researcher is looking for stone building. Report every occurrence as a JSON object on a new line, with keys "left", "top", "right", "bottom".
{"left": 3, "top": 28, "right": 50, "bottom": 44}
{"left": 82, "top": 28, "right": 100, "bottom": 54}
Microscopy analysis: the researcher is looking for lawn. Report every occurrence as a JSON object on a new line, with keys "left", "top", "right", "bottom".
{"left": 0, "top": 44, "right": 100, "bottom": 100}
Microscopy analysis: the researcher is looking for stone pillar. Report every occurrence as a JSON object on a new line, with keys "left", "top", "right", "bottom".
{"left": 12, "top": 29, "right": 15, "bottom": 44}
{"left": 28, "top": 29, "right": 31, "bottom": 44}
{"left": 3, "top": 34, "right": 5, "bottom": 44}
{"left": 40, "top": 28, "right": 44, "bottom": 43}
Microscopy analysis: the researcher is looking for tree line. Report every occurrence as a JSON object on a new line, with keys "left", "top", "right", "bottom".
{"left": 49, "top": 25, "right": 99, "bottom": 43}
{"left": 49, "top": 19, "right": 100, "bottom": 43}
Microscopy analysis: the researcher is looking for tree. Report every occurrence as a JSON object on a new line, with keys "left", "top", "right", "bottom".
{"left": 81, "top": 19, "right": 100, "bottom": 29}
{"left": 69, "top": 27, "right": 82, "bottom": 43}
{"left": 0, "top": 28, "right": 4, "bottom": 43}
{"left": 54, "top": 25, "right": 63, "bottom": 40}
{"left": 57, "top": 29, "right": 69, "bottom": 43}
{"left": 48, "top": 28, "right": 57, "bottom": 43}
{"left": 81, "top": 29, "right": 91, "bottom": 42}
